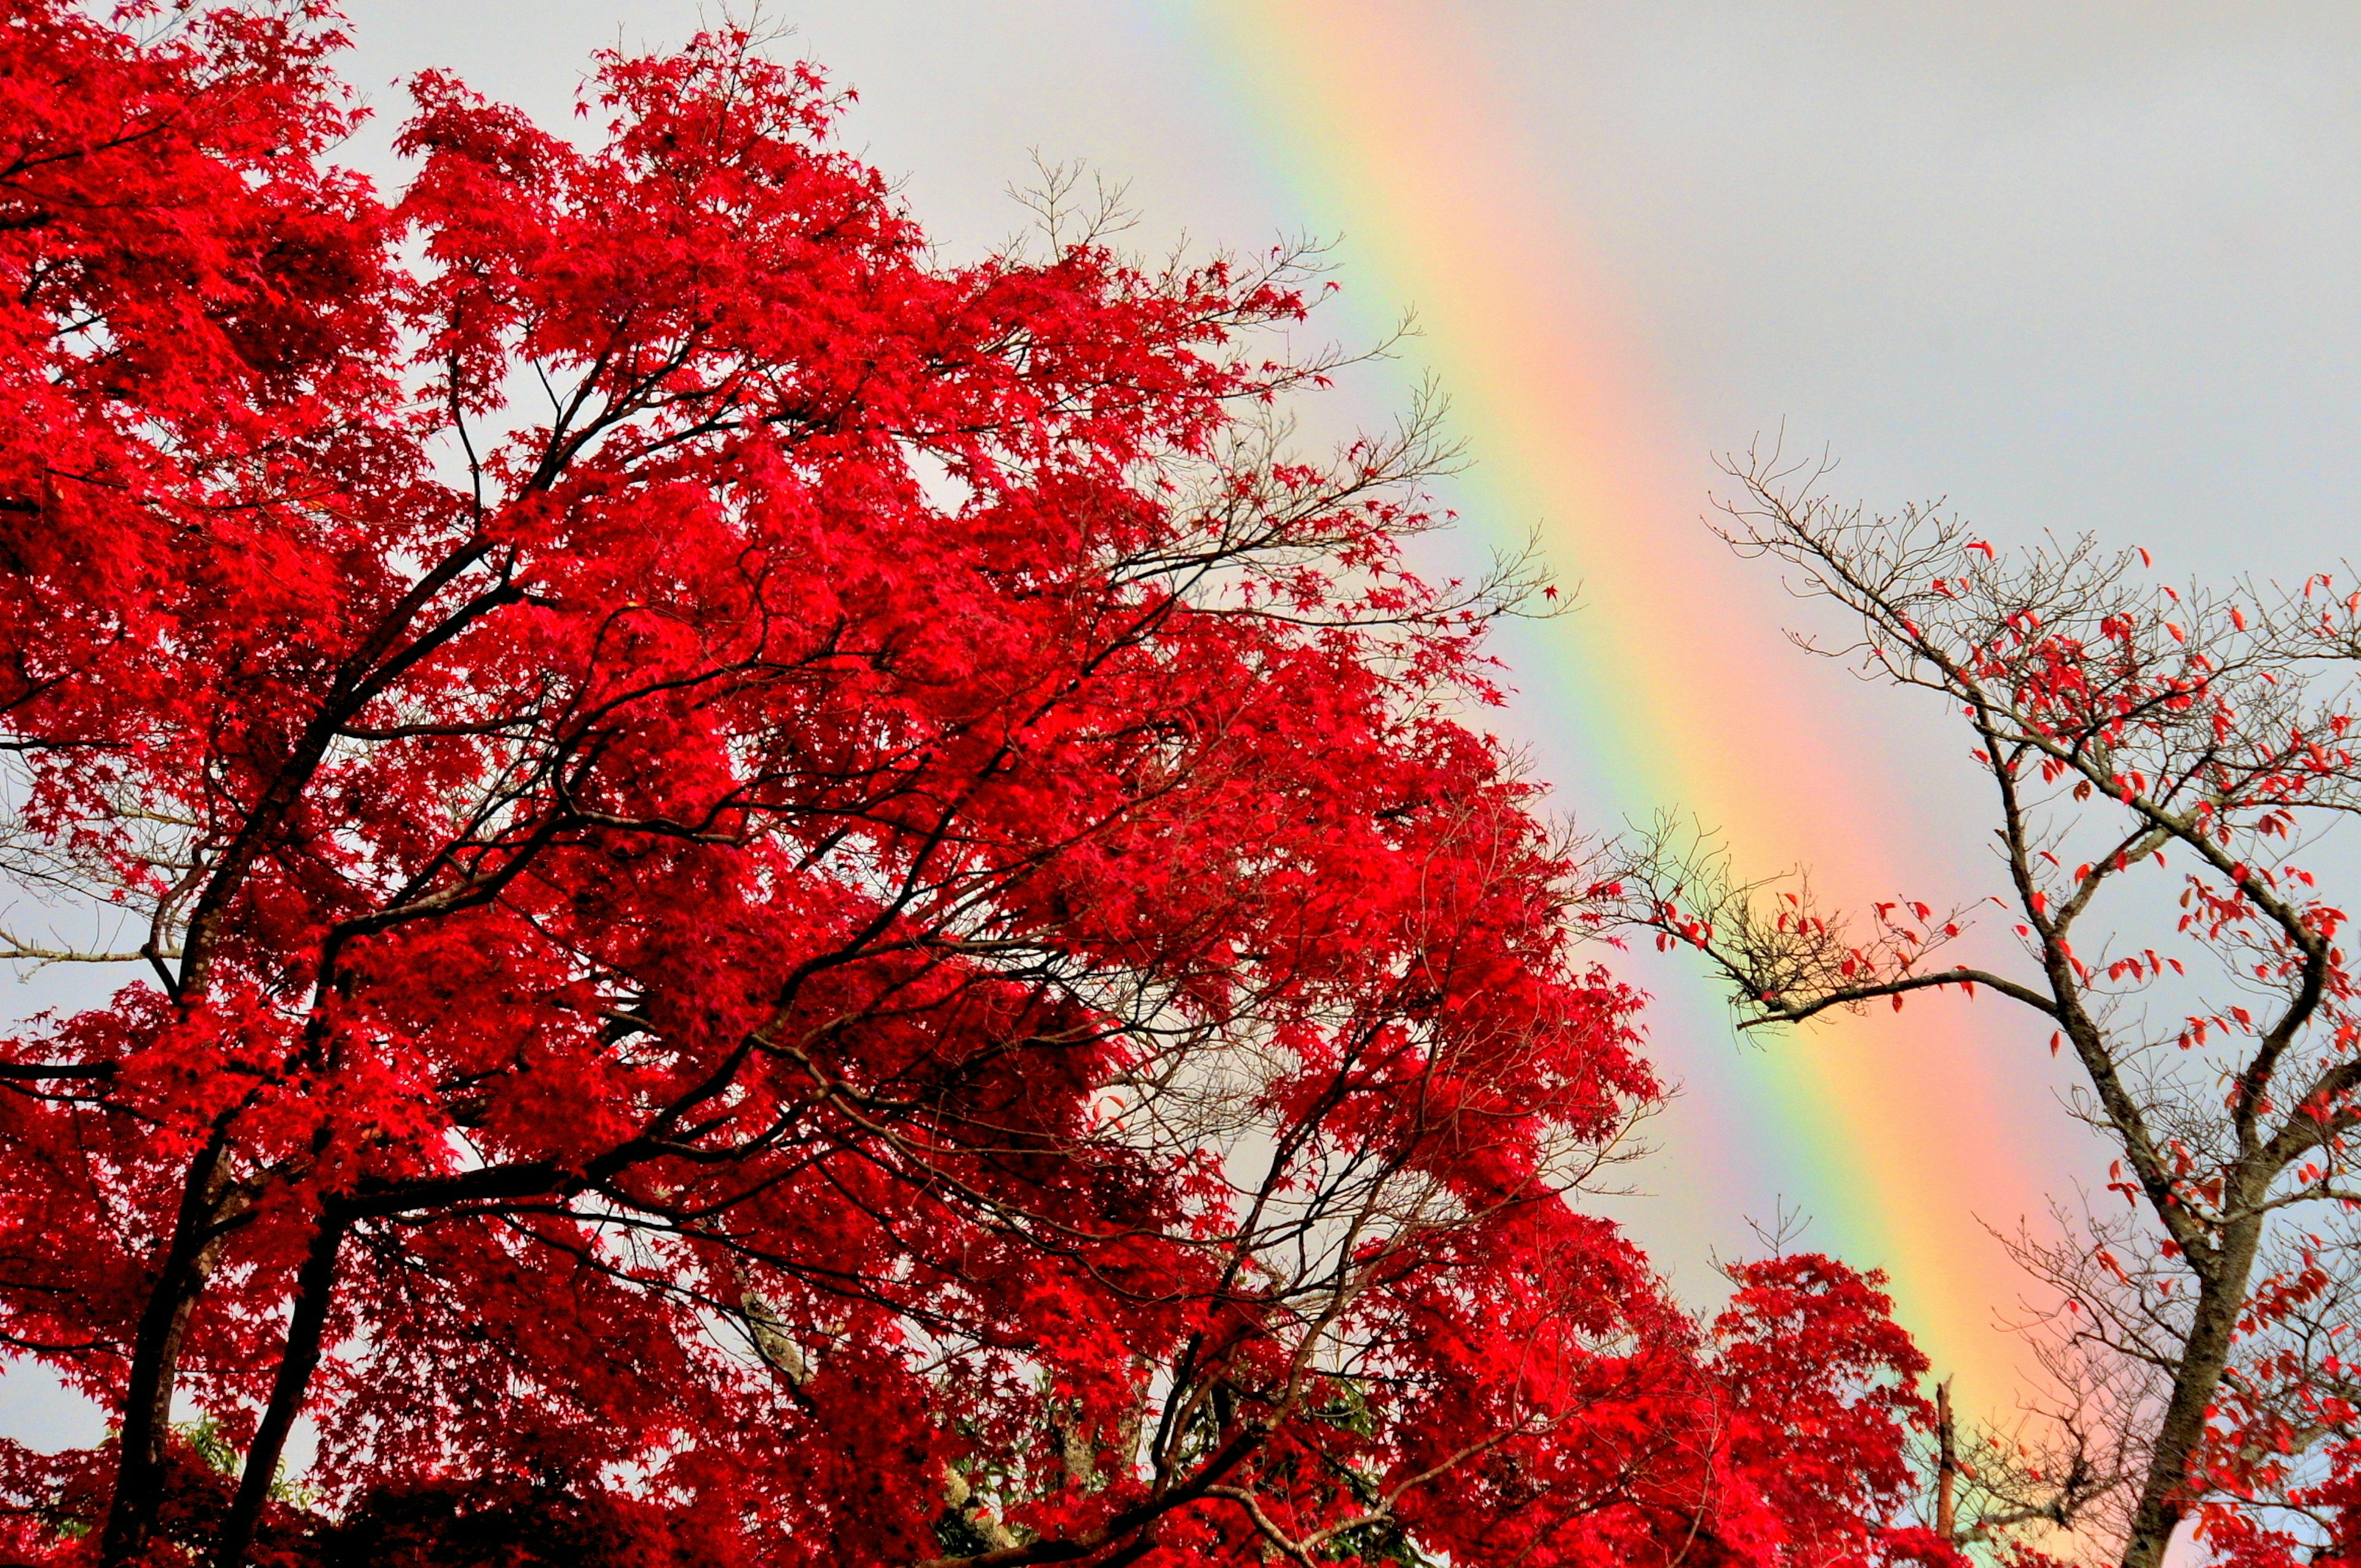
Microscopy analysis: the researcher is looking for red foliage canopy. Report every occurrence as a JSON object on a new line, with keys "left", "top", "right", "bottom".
{"left": 0, "top": 6, "right": 1939, "bottom": 1566}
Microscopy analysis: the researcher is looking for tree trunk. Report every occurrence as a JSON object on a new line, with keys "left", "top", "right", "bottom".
{"left": 100, "top": 1139, "right": 237, "bottom": 1567}
{"left": 1934, "top": 1378, "right": 1958, "bottom": 1540}
{"left": 210, "top": 1210, "right": 346, "bottom": 1568}
{"left": 2120, "top": 1219, "right": 2261, "bottom": 1568}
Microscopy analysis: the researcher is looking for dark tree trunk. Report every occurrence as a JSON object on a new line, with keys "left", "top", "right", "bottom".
{"left": 100, "top": 1140, "right": 235, "bottom": 1567}
{"left": 211, "top": 1210, "right": 346, "bottom": 1568}
{"left": 2120, "top": 1217, "right": 2261, "bottom": 1568}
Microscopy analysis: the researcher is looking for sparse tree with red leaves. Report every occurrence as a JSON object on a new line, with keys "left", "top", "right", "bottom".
{"left": 0, "top": 7, "right": 1947, "bottom": 1567}
{"left": 1611, "top": 451, "right": 2361, "bottom": 1566}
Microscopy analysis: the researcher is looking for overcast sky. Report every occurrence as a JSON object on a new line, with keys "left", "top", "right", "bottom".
{"left": 314, "top": 0, "right": 2361, "bottom": 569}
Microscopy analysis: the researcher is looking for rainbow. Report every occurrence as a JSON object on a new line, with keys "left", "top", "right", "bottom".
{"left": 1168, "top": 0, "right": 2060, "bottom": 1409}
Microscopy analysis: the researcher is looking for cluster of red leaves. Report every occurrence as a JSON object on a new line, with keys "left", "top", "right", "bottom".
{"left": 0, "top": 6, "right": 1940, "bottom": 1566}
{"left": 2212, "top": 1461, "right": 2361, "bottom": 1568}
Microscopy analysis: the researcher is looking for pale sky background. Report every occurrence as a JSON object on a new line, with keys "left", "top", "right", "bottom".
{"left": 9, "top": 7, "right": 2361, "bottom": 1511}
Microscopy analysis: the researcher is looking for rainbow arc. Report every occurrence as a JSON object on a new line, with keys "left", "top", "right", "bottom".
{"left": 1177, "top": 0, "right": 2060, "bottom": 1410}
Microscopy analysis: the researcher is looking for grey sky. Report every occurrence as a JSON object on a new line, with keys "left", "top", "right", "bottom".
{"left": 322, "top": 2, "right": 2361, "bottom": 614}
{"left": 1494, "top": 2, "right": 2361, "bottom": 569}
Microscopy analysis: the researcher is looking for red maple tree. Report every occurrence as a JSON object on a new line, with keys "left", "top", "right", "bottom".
{"left": 0, "top": 6, "right": 1944, "bottom": 1566}
{"left": 1610, "top": 451, "right": 2361, "bottom": 1566}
